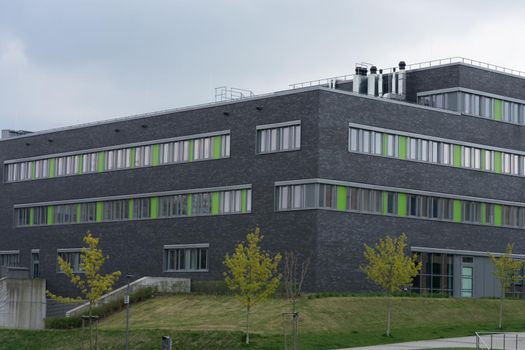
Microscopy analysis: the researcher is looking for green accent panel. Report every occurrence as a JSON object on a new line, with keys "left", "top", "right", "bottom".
{"left": 188, "top": 140, "right": 194, "bottom": 161}
{"left": 398, "top": 136, "right": 407, "bottom": 160}
{"left": 49, "top": 159, "right": 56, "bottom": 177}
{"left": 152, "top": 144, "right": 160, "bottom": 166}
{"left": 480, "top": 203, "right": 486, "bottom": 225}
{"left": 336, "top": 186, "right": 347, "bottom": 212}
{"left": 397, "top": 193, "right": 407, "bottom": 217}
{"left": 494, "top": 151, "right": 502, "bottom": 173}
{"left": 213, "top": 136, "right": 222, "bottom": 159}
{"left": 76, "top": 204, "right": 81, "bottom": 224}
{"left": 494, "top": 99, "right": 502, "bottom": 121}
{"left": 382, "top": 134, "right": 388, "bottom": 156}
{"left": 97, "top": 152, "right": 105, "bottom": 172}
{"left": 29, "top": 208, "right": 34, "bottom": 226}
{"left": 241, "top": 190, "right": 248, "bottom": 213}
{"left": 382, "top": 192, "right": 388, "bottom": 214}
{"left": 150, "top": 197, "right": 158, "bottom": 219}
{"left": 31, "top": 161, "right": 36, "bottom": 179}
{"left": 128, "top": 199, "right": 134, "bottom": 220}
{"left": 480, "top": 150, "right": 485, "bottom": 170}
{"left": 453, "top": 145, "right": 461, "bottom": 168}
{"left": 47, "top": 206, "right": 54, "bottom": 225}
{"left": 78, "top": 155, "right": 84, "bottom": 174}
{"left": 211, "top": 192, "right": 220, "bottom": 215}
{"left": 453, "top": 200, "right": 462, "bottom": 223}
{"left": 187, "top": 195, "right": 192, "bottom": 216}
{"left": 130, "top": 148, "right": 136, "bottom": 168}
{"left": 96, "top": 202, "right": 104, "bottom": 222}
{"left": 494, "top": 204, "right": 502, "bottom": 226}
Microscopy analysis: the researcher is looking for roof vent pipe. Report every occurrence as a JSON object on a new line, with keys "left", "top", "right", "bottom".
{"left": 352, "top": 67, "right": 362, "bottom": 94}
{"left": 391, "top": 67, "right": 397, "bottom": 95}
{"left": 368, "top": 66, "right": 378, "bottom": 96}
{"left": 378, "top": 69, "right": 383, "bottom": 97}
{"left": 397, "top": 61, "right": 406, "bottom": 98}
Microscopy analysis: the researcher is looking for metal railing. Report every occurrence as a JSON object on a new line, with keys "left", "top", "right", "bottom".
{"left": 289, "top": 57, "right": 525, "bottom": 89}
{"left": 476, "top": 332, "right": 524, "bottom": 350}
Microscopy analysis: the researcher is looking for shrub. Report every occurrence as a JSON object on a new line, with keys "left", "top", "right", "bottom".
{"left": 45, "top": 316, "right": 83, "bottom": 329}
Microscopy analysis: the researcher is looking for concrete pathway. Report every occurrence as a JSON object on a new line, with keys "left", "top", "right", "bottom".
{"left": 336, "top": 332, "right": 525, "bottom": 350}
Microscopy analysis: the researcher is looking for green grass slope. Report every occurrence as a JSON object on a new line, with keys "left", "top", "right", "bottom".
{"left": 1, "top": 295, "right": 525, "bottom": 349}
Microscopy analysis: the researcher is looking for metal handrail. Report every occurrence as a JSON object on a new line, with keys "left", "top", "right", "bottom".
{"left": 475, "top": 331, "right": 521, "bottom": 350}
{"left": 289, "top": 57, "right": 525, "bottom": 89}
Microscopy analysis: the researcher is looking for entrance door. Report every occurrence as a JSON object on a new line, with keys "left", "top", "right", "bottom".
{"left": 461, "top": 266, "right": 473, "bottom": 297}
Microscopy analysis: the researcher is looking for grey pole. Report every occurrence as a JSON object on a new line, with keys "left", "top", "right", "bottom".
{"left": 125, "top": 274, "right": 134, "bottom": 350}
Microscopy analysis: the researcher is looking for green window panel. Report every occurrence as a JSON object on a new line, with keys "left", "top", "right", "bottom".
{"left": 213, "top": 136, "right": 222, "bottom": 159}
{"left": 77, "top": 154, "right": 84, "bottom": 174}
{"left": 152, "top": 144, "right": 160, "bottom": 166}
{"left": 241, "top": 190, "right": 248, "bottom": 213}
{"left": 47, "top": 206, "right": 54, "bottom": 225}
{"left": 96, "top": 202, "right": 104, "bottom": 222}
{"left": 150, "top": 197, "right": 159, "bottom": 218}
{"left": 31, "top": 161, "right": 36, "bottom": 179}
{"left": 337, "top": 186, "right": 347, "bottom": 212}
{"left": 211, "top": 192, "right": 220, "bottom": 215}
{"left": 49, "top": 159, "right": 56, "bottom": 177}
{"left": 480, "top": 150, "right": 485, "bottom": 170}
{"left": 76, "top": 204, "right": 81, "bottom": 224}
{"left": 398, "top": 136, "right": 407, "bottom": 160}
{"left": 494, "top": 151, "right": 502, "bottom": 173}
{"left": 382, "top": 192, "right": 388, "bottom": 214}
{"left": 494, "top": 99, "right": 502, "bottom": 121}
{"left": 480, "top": 203, "right": 486, "bottom": 225}
{"left": 397, "top": 193, "right": 407, "bottom": 217}
{"left": 97, "top": 152, "right": 105, "bottom": 172}
{"left": 382, "top": 134, "right": 388, "bottom": 156}
{"left": 128, "top": 199, "right": 134, "bottom": 220}
{"left": 494, "top": 204, "right": 502, "bottom": 226}
{"left": 130, "top": 148, "right": 136, "bottom": 169}
{"left": 453, "top": 145, "right": 461, "bottom": 168}
{"left": 453, "top": 200, "right": 462, "bottom": 222}
{"left": 29, "top": 208, "right": 34, "bottom": 226}
{"left": 188, "top": 140, "right": 194, "bottom": 161}
{"left": 187, "top": 195, "right": 192, "bottom": 216}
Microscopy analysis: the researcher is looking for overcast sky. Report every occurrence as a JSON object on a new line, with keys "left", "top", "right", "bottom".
{"left": 1, "top": 0, "right": 525, "bottom": 132}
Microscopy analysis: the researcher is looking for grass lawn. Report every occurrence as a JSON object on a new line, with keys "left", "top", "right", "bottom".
{"left": 1, "top": 295, "right": 525, "bottom": 349}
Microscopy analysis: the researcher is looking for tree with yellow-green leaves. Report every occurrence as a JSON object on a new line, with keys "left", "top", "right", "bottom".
{"left": 361, "top": 233, "right": 421, "bottom": 337}
{"left": 489, "top": 243, "right": 525, "bottom": 329}
{"left": 223, "top": 227, "right": 282, "bottom": 345}
{"left": 47, "top": 231, "right": 121, "bottom": 350}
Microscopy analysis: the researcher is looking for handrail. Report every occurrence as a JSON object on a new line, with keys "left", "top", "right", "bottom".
{"left": 289, "top": 57, "right": 525, "bottom": 89}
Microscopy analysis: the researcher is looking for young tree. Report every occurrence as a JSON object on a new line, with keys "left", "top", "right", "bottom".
{"left": 489, "top": 243, "right": 524, "bottom": 329}
{"left": 283, "top": 251, "right": 310, "bottom": 350}
{"left": 361, "top": 233, "right": 421, "bottom": 337}
{"left": 223, "top": 227, "right": 282, "bottom": 345}
{"left": 47, "top": 231, "right": 121, "bottom": 349}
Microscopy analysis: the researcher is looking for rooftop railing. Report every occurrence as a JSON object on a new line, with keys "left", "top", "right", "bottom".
{"left": 289, "top": 57, "right": 525, "bottom": 89}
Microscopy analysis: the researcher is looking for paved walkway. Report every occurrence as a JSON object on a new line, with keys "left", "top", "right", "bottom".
{"left": 336, "top": 332, "right": 525, "bottom": 350}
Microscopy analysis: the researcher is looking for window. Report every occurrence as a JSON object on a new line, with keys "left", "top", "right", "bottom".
{"left": 159, "top": 195, "right": 188, "bottom": 217}
{"left": 461, "top": 266, "right": 473, "bottom": 297}
{"left": 31, "top": 250, "right": 40, "bottom": 278}
{"left": 412, "top": 252, "right": 453, "bottom": 295}
{"left": 0, "top": 251, "right": 20, "bottom": 267}
{"left": 219, "top": 190, "right": 247, "bottom": 213}
{"left": 103, "top": 200, "right": 129, "bottom": 221}
{"left": 164, "top": 245, "right": 208, "bottom": 272}
{"left": 15, "top": 208, "right": 31, "bottom": 227}
{"left": 257, "top": 123, "right": 301, "bottom": 153}
{"left": 54, "top": 204, "right": 77, "bottom": 224}
{"left": 192, "top": 193, "right": 212, "bottom": 215}
{"left": 33, "top": 207, "right": 48, "bottom": 225}
{"left": 133, "top": 198, "right": 151, "bottom": 219}
{"left": 80, "top": 203, "right": 97, "bottom": 223}
{"left": 57, "top": 250, "right": 83, "bottom": 273}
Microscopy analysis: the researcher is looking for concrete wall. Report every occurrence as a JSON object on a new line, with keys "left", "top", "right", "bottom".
{"left": 66, "top": 276, "right": 190, "bottom": 317}
{"left": 0, "top": 277, "right": 46, "bottom": 329}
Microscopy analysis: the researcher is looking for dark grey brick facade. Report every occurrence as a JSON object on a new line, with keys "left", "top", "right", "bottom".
{"left": 1, "top": 62, "right": 524, "bottom": 295}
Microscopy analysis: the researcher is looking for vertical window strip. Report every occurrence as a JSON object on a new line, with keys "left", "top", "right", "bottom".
{"left": 14, "top": 186, "right": 251, "bottom": 227}
{"left": 5, "top": 132, "right": 230, "bottom": 182}
{"left": 348, "top": 126, "right": 525, "bottom": 177}
{"left": 257, "top": 124, "right": 301, "bottom": 154}
{"left": 275, "top": 183, "right": 524, "bottom": 228}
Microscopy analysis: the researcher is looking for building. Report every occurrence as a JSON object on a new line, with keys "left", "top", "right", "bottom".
{"left": 2, "top": 57, "right": 525, "bottom": 298}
